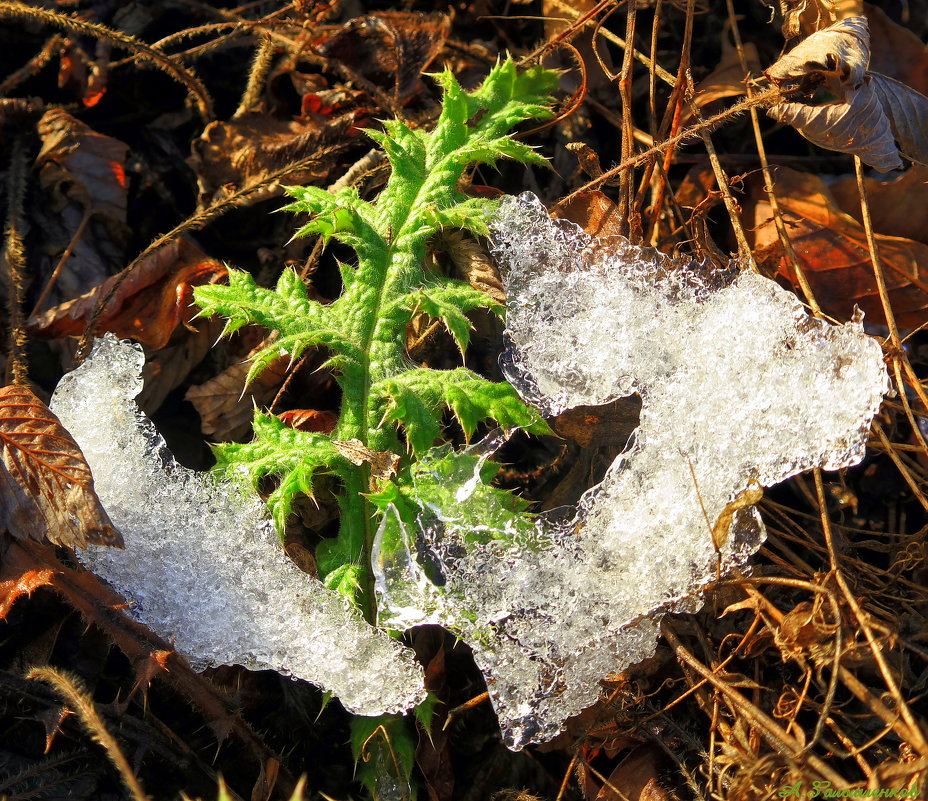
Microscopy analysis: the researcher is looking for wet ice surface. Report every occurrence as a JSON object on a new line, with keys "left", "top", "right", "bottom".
{"left": 50, "top": 335, "right": 425, "bottom": 717}
{"left": 374, "top": 193, "right": 889, "bottom": 748}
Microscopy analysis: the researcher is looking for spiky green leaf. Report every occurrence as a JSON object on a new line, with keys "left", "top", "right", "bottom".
{"left": 372, "top": 368, "right": 551, "bottom": 455}
{"left": 390, "top": 279, "right": 502, "bottom": 356}
{"left": 212, "top": 412, "right": 347, "bottom": 533}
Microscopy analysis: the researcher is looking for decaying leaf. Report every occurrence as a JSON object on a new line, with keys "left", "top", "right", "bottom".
{"left": 33, "top": 108, "right": 131, "bottom": 305}
{"left": 317, "top": 12, "right": 450, "bottom": 104}
{"left": 278, "top": 409, "right": 338, "bottom": 434}
{"left": 0, "top": 537, "right": 55, "bottom": 619}
{"left": 332, "top": 439, "right": 400, "bottom": 482}
{"left": 765, "top": 16, "right": 928, "bottom": 170}
{"left": 0, "top": 385, "right": 122, "bottom": 549}
{"left": 866, "top": 4, "right": 928, "bottom": 96}
{"left": 744, "top": 165, "right": 928, "bottom": 326}
{"left": 190, "top": 113, "right": 353, "bottom": 208}
{"left": 552, "top": 190, "right": 627, "bottom": 239}
{"left": 771, "top": 0, "right": 862, "bottom": 40}
{"left": 27, "top": 237, "right": 227, "bottom": 350}
{"left": 712, "top": 482, "right": 764, "bottom": 551}
{"left": 830, "top": 164, "right": 928, "bottom": 241}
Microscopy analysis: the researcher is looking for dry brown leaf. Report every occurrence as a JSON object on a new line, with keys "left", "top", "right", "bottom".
{"left": 332, "top": 439, "right": 400, "bottom": 482}
{"left": 765, "top": 16, "right": 928, "bottom": 170}
{"left": 774, "top": 0, "right": 863, "bottom": 39}
{"left": 830, "top": 163, "right": 928, "bottom": 241}
{"left": 278, "top": 409, "right": 338, "bottom": 434}
{"left": 34, "top": 109, "right": 131, "bottom": 304}
{"left": 317, "top": 12, "right": 450, "bottom": 103}
{"left": 190, "top": 113, "right": 352, "bottom": 208}
{"left": 866, "top": 4, "right": 928, "bottom": 96}
{"left": 768, "top": 75, "right": 904, "bottom": 171}
{"left": 0, "top": 385, "right": 122, "bottom": 549}
{"left": 436, "top": 231, "right": 505, "bottom": 305}
{"left": 766, "top": 16, "right": 870, "bottom": 101}
{"left": 27, "top": 237, "right": 227, "bottom": 350}
{"left": 744, "top": 165, "right": 928, "bottom": 326}
{"left": 552, "top": 190, "right": 627, "bottom": 239}
{"left": 869, "top": 72, "right": 928, "bottom": 165}
{"left": 186, "top": 333, "right": 290, "bottom": 441}
{"left": 36, "top": 108, "right": 128, "bottom": 223}
{"left": 139, "top": 318, "right": 224, "bottom": 413}
{"left": 0, "top": 538, "right": 55, "bottom": 619}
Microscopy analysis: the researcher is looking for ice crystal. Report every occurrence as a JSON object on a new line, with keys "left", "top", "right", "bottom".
{"left": 50, "top": 335, "right": 425, "bottom": 716}
{"left": 374, "top": 192, "right": 889, "bottom": 748}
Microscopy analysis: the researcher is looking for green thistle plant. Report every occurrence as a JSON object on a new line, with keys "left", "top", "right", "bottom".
{"left": 193, "top": 60, "right": 558, "bottom": 618}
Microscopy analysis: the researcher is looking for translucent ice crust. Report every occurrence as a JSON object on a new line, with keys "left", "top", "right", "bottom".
{"left": 373, "top": 192, "right": 889, "bottom": 748}
{"left": 50, "top": 335, "right": 425, "bottom": 717}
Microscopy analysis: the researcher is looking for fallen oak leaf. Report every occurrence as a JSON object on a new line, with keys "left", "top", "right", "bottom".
{"left": 0, "top": 385, "right": 122, "bottom": 549}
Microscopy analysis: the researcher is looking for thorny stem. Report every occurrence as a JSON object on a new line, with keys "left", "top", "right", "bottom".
{"left": 27, "top": 666, "right": 150, "bottom": 801}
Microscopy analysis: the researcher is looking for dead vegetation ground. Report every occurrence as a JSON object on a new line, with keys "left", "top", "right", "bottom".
{"left": 0, "top": 1, "right": 927, "bottom": 800}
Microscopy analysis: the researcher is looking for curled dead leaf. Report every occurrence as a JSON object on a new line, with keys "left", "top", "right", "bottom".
{"left": 765, "top": 16, "right": 928, "bottom": 170}
{"left": 0, "top": 385, "right": 122, "bottom": 549}
{"left": 27, "top": 237, "right": 227, "bottom": 350}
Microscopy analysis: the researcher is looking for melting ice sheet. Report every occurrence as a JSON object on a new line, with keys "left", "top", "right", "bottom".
{"left": 50, "top": 335, "right": 425, "bottom": 717}
{"left": 374, "top": 193, "right": 889, "bottom": 748}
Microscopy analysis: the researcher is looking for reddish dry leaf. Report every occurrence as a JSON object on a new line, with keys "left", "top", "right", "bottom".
{"left": 0, "top": 538, "right": 55, "bottom": 619}
{"left": 0, "top": 385, "right": 122, "bottom": 549}
{"left": 317, "top": 12, "right": 450, "bottom": 104}
{"left": 27, "top": 237, "right": 227, "bottom": 350}
{"left": 866, "top": 4, "right": 928, "bottom": 96}
{"left": 829, "top": 164, "right": 928, "bottom": 241}
{"left": 552, "top": 190, "right": 627, "bottom": 239}
{"left": 278, "top": 409, "right": 338, "bottom": 434}
{"left": 744, "top": 165, "right": 928, "bottom": 326}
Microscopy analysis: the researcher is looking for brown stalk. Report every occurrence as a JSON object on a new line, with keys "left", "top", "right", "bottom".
{"left": 552, "top": 85, "right": 784, "bottom": 212}
{"left": 814, "top": 468, "right": 928, "bottom": 758}
{"left": 26, "top": 666, "right": 150, "bottom": 801}
{"left": 726, "top": 0, "right": 821, "bottom": 310}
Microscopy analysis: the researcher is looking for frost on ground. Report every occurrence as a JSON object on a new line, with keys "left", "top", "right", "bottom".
{"left": 50, "top": 334, "right": 425, "bottom": 717}
{"left": 373, "top": 193, "right": 889, "bottom": 749}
